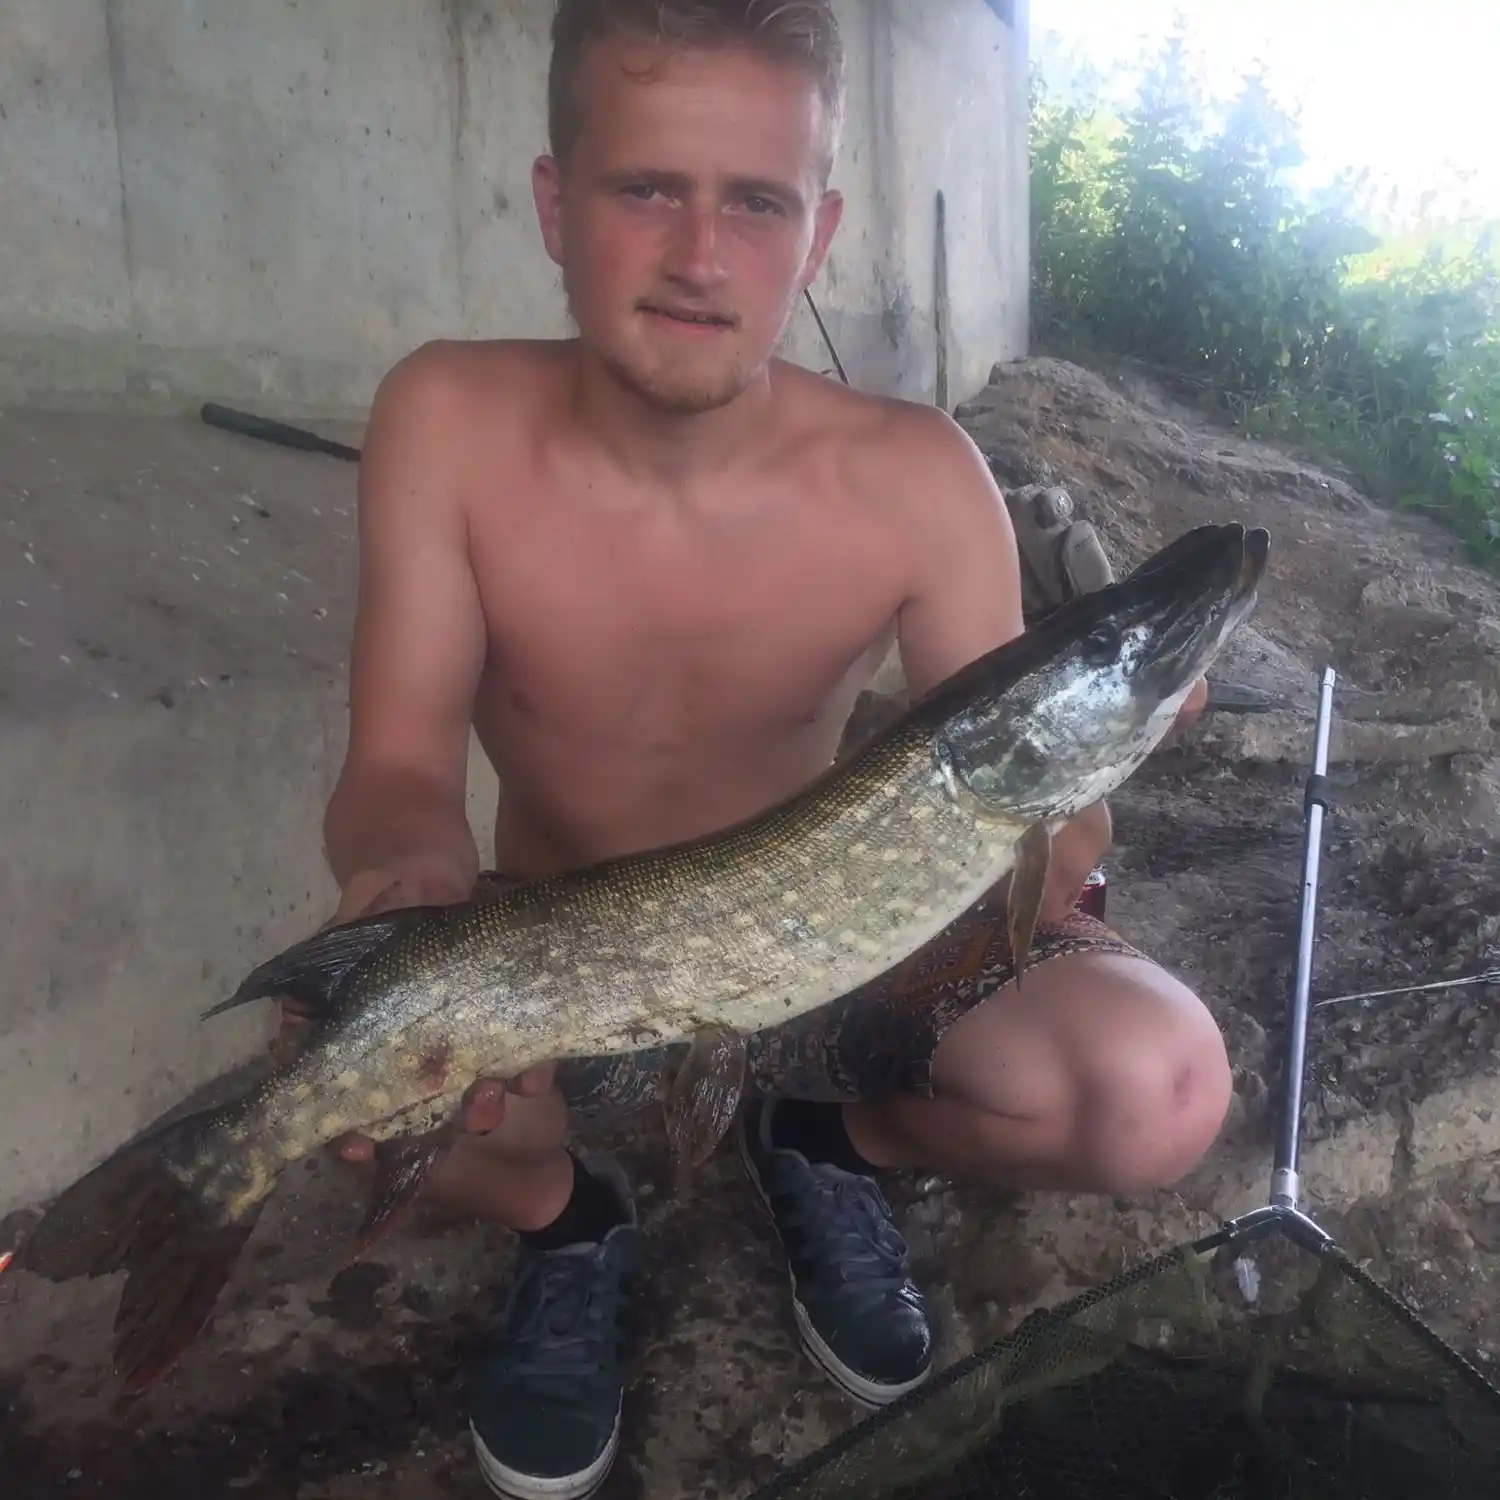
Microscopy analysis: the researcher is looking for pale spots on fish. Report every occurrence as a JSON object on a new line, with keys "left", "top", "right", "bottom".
{"left": 163, "top": 534, "right": 1256, "bottom": 1281}
{"left": 225, "top": 1157, "right": 273, "bottom": 1221}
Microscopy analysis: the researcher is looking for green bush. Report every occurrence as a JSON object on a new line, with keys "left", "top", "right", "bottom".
{"left": 1029, "top": 38, "right": 1500, "bottom": 564}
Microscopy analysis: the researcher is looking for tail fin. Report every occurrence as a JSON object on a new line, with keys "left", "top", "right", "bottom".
{"left": 16, "top": 1106, "right": 267, "bottom": 1393}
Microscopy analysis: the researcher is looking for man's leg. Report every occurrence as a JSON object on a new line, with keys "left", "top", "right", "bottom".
{"left": 847, "top": 949, "right": 1232, "bottom": 1191}
{"left": 352, "top": 1058, "right": 658, "bottom": 1500}
{"left": 737, "top": 907, "right": 1232, "bottom": 1408}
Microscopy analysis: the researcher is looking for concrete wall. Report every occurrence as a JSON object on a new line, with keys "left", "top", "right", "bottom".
{"left": 1, "top": 0, "right": 1029, "bottom": 416}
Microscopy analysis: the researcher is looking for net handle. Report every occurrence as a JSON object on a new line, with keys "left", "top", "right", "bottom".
{"left": 1272, "top": 665, "right": 1337, "bottom": 1210}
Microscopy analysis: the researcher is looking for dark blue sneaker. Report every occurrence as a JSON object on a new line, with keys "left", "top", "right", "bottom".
{"left": 738, "top": 1098, "right": 934, "bottom": 1407}
{"left": 468, "top": 1157, "right": 639, "bottom": 1500}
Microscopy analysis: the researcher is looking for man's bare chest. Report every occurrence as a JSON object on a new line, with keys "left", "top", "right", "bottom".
{"left": 466, "top": 495, "right": 903, "bottom": 742}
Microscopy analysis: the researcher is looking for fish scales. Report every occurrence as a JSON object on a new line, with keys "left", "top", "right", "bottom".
{"left": 9, "top": 521, "right": 1271, "bottom": 1393}
{"left": 250, "top": 720, "right": 1023, "bottom": 1176}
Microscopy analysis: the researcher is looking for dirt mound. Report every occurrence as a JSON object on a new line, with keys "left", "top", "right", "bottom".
{"left": 954, "top": 353, "right": 1500, "bottom": 1369}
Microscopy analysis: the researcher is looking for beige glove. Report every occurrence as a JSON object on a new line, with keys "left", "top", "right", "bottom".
{"left": 1004, "top": 484, "right": 1115, "bottom": 624}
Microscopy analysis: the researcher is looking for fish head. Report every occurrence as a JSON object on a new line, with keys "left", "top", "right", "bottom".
{"left": 930, "top": 523, "right": 1269, "bottom": 823}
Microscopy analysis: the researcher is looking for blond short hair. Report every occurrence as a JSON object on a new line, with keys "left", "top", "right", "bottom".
{"left": 548, "top": 1, "right": 846, "bottom": 182}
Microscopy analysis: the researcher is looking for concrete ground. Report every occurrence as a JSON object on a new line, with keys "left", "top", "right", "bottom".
{"left": 0, "top": 405, "right": 501, "bottom": 1227}
{"left": 4, "top": 373, "right": 1500, "bottom": 1497}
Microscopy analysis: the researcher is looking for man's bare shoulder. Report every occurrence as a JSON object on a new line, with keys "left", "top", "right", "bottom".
{"left": 371, "top": 337, "right": 575, "bottom": 428}
{"left": 771, "top": 362, "right": 1002, "bottom": 520}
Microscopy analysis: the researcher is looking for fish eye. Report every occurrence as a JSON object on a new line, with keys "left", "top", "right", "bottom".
{"left": 1080, "top": 623, "right": 1123, "bottom": 665}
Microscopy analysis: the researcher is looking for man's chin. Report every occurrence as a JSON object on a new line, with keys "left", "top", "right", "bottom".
{"left": 601, "top": 350, "right": 758, "bottom": 416}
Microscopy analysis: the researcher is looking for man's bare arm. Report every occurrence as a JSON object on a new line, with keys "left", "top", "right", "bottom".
{"left": 889, "top": 409, "right": 1110, "bottom": 922}
{"left": 322, "top": 345, "right": 489, "bottom": 921}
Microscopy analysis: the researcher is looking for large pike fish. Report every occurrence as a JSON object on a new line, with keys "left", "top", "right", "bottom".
{"left": 13, "top": 522, "right": 1268, "bottom": 1392}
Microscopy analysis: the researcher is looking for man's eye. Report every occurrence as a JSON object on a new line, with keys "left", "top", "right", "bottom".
{"left": 745, "top": 195, "right": 779, "bottom": 215}
{"left": 624, "top": 183, "right": 659, "bottom": 201}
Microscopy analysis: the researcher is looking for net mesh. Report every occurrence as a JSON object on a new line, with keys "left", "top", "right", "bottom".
{"left": 751, "top": 1220, "right": 1500, "bottom": 1500}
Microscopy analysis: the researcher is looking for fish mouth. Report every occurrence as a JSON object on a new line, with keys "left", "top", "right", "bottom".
{"left": 909, "top": 521, "right": 1270, "bottom": 735}
{"left": 1126, "top": 523, "right": 1268, "bottom": 688}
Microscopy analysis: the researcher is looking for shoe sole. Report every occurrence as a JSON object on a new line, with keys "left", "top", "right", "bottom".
{"left": 736, "top": 1118, "right": 933, "bottom": 1411}
{"left": 471, "top": 1408, "right": 620, "bottom": 1500}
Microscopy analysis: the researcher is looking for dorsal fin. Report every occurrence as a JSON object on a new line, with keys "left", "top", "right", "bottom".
{"left": 203, "top": 905, "right": 444, "bottom": 1021}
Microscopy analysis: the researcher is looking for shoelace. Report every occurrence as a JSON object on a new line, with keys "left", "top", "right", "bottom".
{"left": 498, "top": 1249, "right": 622, "bottom": 1382}
{"left": 778, "top": 1169, "right": 912, "bottom": 1296}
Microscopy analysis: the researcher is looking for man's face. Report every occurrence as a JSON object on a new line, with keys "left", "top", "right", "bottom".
{"left": 533, "top": 39, "right": 844, "bottom": 415}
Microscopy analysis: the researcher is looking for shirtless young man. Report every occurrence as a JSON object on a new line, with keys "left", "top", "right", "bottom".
{"left": 296, "top": 4, "right": 1229, "bottom": 1496}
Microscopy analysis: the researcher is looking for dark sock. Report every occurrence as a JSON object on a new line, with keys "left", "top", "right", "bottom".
{"left": 519, "top": 1154, "right": 626, "bottom": 1251}
{"left": 770, "top": 1098, "right": 879, "bottom": 1177}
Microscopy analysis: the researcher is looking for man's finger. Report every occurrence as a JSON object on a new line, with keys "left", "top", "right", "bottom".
{"left": 508, "top": 1063, "right": 556, "bottom": 1098}
{"left": 460, "top": 1079, "right": 508, "bottom": 1134}
{"left": 335, "top": 1133, "right": 376, "bottom": 1166}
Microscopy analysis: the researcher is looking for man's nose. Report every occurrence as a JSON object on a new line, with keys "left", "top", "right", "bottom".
{"left": 663, "top": 201, "right": 726, "bottom": 286}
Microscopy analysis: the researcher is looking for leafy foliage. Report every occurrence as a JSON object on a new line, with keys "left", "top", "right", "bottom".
{"left": 1029, "top": 37, "right": 1500, "bottom": 564}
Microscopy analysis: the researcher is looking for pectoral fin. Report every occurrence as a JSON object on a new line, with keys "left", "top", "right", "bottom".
{"left": 346, "top": 1124, "right": 460, "bottom": 1263}
{"left": 1007, "top": 822, "right": 1052, "bottom": 987}
{"left": 663, "top": 1027, "right": 748, "bottom": 1172}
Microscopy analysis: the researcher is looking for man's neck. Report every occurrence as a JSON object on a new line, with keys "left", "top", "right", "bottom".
{"left": 567, "top": 343, "right": 779, "bottom": 487}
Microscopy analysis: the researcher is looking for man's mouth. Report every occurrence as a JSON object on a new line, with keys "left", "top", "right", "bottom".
{"left": 640, "top": 303, "right": 736, "bottom": 330}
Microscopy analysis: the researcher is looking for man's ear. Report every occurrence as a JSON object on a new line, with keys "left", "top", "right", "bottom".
{"left": 533, "top": 154, "right": 567, "bottom": 269}
{"left": 800, "top": 188, "right": 845, "bottom": 291}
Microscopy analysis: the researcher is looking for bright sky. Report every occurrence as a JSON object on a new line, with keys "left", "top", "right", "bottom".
{"left": 1032, "top": 1, "right": 1500, "bottom": 225}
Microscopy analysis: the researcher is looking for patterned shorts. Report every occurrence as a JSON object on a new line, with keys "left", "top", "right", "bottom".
{"left": 471, "top": 872, "right": 1147, "bottom": 1126}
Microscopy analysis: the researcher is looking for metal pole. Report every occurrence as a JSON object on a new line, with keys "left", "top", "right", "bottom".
{"left": 802, "top": 289, "right": 849, "bottom": 386}
{"left": 1272, "top": 666, "right": 1337, "bottom": 1211}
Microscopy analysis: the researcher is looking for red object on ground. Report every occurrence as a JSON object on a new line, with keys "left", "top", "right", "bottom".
{"left": 1076, "top": 866, "right": 1108, "bottom": 921}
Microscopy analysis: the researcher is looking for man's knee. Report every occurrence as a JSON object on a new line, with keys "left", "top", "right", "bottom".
{"left": 1063, "top": 955, "right": 1233, "bottom": 1192}
{"left": 932, "top": 950, "right": 1233, "bottom": 1194}
{"left": 1075, "top": 1013, "right": 1232, "bottom": 1194}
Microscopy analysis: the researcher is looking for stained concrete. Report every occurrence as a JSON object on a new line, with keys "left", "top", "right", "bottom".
{"left": 0, "top": 0, "right": 1029, "bottom": 417}
{"left": 0, "top": 408, "right": 499, "bottom": 1222}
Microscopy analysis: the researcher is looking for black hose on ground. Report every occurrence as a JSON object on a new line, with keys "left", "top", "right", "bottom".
{"left": 199, "top": 403, "right": 362, "bottom": 463}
